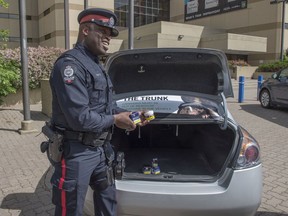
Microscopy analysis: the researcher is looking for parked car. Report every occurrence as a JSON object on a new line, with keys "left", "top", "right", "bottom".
{"left": 259, "top": 67, "right": 288, "bottom": 108}
{"left": 84, "top": 48, "right": 262, "bottom": 216}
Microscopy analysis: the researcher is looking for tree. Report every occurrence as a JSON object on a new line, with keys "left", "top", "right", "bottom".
{"left": 0, "top": 0, "right": 8, "bottom": 8}
{"left": 0, "top": 0, "right": 9, "bottom": 49}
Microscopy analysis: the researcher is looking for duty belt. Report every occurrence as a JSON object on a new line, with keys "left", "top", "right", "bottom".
{"left": 62, "top": 130, "right": 109, "bottom": 147}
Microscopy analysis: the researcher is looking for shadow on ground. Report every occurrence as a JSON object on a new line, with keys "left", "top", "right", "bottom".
{"left": 0, "top": 108, "right": 48, "bottom": 122}
{"left": 256, "top": 212, "right": 288, "bottom": 216}
{"left": 239, "top": 104, "right": 288, "bottom": 128}
{"left": 0, "top": 167, "right": 54, "bottom": 216}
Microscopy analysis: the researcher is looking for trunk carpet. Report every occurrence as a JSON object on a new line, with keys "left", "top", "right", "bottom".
{"left": 122, "top": 148, "right": 216, "bottom": 175}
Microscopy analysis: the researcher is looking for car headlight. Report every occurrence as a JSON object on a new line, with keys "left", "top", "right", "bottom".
{"left": 234, "top": 127, "right": 261, "bottom": 169}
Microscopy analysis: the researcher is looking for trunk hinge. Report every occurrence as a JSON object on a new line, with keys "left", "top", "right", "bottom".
{"left": 220, "top": 93, "right": 228, "bottom": 130}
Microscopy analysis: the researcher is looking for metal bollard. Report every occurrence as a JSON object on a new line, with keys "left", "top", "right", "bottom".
{"left": 257, "top": 75, "right": 263, "bottom": 101}
{"left": 238, "top": 76, "right": 245, "bottom": 103}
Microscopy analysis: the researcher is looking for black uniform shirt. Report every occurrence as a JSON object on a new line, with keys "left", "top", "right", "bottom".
{"left": 50, "top": 43, "right": 117, "bottom": 133}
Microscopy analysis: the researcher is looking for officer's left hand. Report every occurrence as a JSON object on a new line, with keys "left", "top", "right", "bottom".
{"left": 114, "top": 112, "right": 137, "bottom": 131}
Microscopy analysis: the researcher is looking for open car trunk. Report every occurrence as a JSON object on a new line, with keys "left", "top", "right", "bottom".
{"left": 112, "top": 123, "right": 236, "bottom": 182}
{"left": 106, "top": 48, "right": 236, "bottom": 182}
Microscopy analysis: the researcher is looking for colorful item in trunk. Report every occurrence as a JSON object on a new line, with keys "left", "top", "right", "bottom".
{"left": 129, "top": 111, "right": 141, "bottom": 124}
{"left": 143, "top": 110, "right": 155, "bottom": 121}
{"left": 142, "top": 166, "right": 152, "bottom": 174}
{"left": 152, "top": 158, "right": 161, "bottom": 174}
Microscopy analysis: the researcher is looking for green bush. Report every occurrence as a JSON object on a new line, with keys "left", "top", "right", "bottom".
{"left": 0, "top": 46, "right": 65, "bottom": 104}
{"left": 0, "top": 57, "right": 20, "bottom": 103}
{"left": 256, "top": 60, "right": 288, "bottom": 72}
{"left": 0, "top": 29, "right": 9, "bottom": 49}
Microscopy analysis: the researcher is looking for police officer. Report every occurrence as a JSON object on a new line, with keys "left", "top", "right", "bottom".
{"left": 49, "top": 8, "right": 147, "bottom": 216}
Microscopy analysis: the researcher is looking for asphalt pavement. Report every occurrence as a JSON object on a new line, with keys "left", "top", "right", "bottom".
{"left": 0, "top": 79, "right": 287, "bottom": 216}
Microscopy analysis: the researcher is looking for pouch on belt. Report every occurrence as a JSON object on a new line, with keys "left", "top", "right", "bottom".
{"left": 40, "top": 122, "right": 63, "bottom": 165}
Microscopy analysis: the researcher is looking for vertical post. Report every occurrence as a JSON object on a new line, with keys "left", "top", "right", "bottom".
{"left": 238, "top": 76, "right": 245, "bottom": 103}
{"left": 64, "top": 0, "right": 70, "bottom": 49}
{"left": 257, "top": 75, "right": 264, "bottom": 101}
{"left": 18, "top": 0, "right": 37, "bottom": 134}
{"left": 19, "top": 0, "right": 30, "bottom": 121}
{"left": 128, "top": 0, "right": 134, "bottom": 49}
{"left": 84, "top": 0, "right": 88, "bottom": 9}
{"left": 280, "top": 0, "right": 286, "bottom": 61}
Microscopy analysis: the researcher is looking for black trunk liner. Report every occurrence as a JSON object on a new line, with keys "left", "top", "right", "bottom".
{"left": 123, "top": 148, "right": 216, "bottom": 175}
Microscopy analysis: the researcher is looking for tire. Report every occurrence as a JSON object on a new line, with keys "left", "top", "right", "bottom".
{"left": 259, "top": 89, "right": 271, "bottom": 108}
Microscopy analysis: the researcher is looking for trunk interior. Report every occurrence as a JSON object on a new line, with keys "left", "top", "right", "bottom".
{"left": 111, "top": 123, "right": 236, "bottom": 181}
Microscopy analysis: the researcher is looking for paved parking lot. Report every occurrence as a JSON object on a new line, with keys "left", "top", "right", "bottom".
{"left": 0, "top": 79, "right": 287, "bottom": 216}
{"left": 229, "top": 81, "right": 288, "bottom": 216}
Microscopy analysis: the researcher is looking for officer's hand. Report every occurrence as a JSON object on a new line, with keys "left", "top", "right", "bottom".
{"left": 138, "top": 111, "right": 150, "bottom": 126}
{"left": 113, "top": 112, "right": 136, "bottom": 131}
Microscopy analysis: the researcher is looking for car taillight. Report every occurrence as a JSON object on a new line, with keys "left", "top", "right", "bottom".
{"left": 235, "top": 127, "right": 261, "bottom": 169}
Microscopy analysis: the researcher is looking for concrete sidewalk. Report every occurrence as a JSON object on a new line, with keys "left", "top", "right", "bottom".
{"left": 0, "top": 103, "right": 53, "bottom": 216}
{"left": 0, "top": 83, "right": 287, "bottom": 215}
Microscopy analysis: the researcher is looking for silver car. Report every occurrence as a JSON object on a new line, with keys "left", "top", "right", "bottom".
{"left": 84, "top": 48, "right": 262, "bottom": 216}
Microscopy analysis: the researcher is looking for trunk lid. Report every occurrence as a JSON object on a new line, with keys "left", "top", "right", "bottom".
{"left": 105, "top": 48, "right": 233, "bottom": 98}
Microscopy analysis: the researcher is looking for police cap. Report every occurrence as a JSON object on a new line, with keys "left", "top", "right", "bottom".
{"left": 78, "top": 8, "right": 119, "bottom": 37}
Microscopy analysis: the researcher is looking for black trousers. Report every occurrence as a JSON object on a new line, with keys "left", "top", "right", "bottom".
{"left": 51, "top": 140, "right": 117, "bottom": 216}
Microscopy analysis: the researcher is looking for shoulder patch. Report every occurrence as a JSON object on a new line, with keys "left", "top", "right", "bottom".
{"left": 63, "top": 65, "right": 76, "bottom": 84}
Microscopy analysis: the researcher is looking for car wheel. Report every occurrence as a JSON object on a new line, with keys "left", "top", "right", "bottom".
{"left": 260, "top": 89, "right": 271, "bottom": 108}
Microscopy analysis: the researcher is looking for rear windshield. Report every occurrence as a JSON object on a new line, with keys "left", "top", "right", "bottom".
{"left": 116, "top": 95, "right": 220, "bottom": 120}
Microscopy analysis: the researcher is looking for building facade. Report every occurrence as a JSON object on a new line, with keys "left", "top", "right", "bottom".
{"left": 0, "top": 0, "right": 286, "bottom": 65}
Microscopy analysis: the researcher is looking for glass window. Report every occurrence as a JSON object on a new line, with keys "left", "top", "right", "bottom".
{"left": 135, "top": 0, "right": 141, "bottom": 6}
{"left": 146, "top": 15, "right": 152, "bottom": 24}
{"left": 279, "top": 68, "right": 288, "bottom": 78}
{"left": 0, "top": 13, "right": 9, "bottom": 18}
{"left": 153, "top": 0, "right": 159, "bottom": 8}
{"left": 0, "top": 13, "right": 20, "bottom": 19}
{"left": 8, "top": 36, "right": 20, "bottom": 42}
{"left": 147, "top": 0, "right": 152, "bottom": 7}
{"left": 44, "top": 8, "right": 50, "bottom": 16}
{"left": 141, "top": 0, "right": 146, "bottom": 7}
{"left": 114, "top": 0, "right": 169, "bottom": 27}
{"left": 45, "top": 33, "right": 51, "bottom": 40}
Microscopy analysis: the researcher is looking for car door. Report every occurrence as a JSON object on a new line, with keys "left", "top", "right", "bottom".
{"left": 272, "top": 67, "right": 288, "bottom": 105}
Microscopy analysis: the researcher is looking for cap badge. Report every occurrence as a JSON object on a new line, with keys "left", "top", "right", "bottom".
{"left": 109, "top": 17, "right": 115, "bottom": 26}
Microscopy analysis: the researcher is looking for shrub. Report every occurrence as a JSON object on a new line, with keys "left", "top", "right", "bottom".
{"left": 0, "top": 46, "right": 65, "bottom": 103}
{"left": 0, "top": 29, "right": 9, "bottom": 49}
{"left": 228, "top": 59, "right": 250, "bottom": 68}
{"left": 256, "top": 60, "right": 288, "bottom": 72}
{"left": 0, "top": 46, "right": 65, "bottom": 87}
{"left": 0, "top": 57, "right": 20, "bottom": 103}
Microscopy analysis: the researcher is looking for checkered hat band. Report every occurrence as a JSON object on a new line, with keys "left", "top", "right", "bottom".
{"left": 80, "top": 14, "right": 109, "bottom": 24}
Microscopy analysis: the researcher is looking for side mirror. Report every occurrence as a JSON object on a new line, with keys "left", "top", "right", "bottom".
{"left": 272, "top": 73, "right": 277, "bottom": 79}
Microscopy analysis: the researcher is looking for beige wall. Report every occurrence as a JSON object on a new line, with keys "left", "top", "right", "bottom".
{"left": 37, "top": 1, "right": 116, "bottom": 48}
{"left": 181, "top": 0, "right": 282, "bottom": 64}
{"left": 0, "top": 0, "right": 282, "bottom": 65}
{"left": 0, "top": 0, "right": 39, "bottom": 48}
{"left": 170, "top": 0, "right": 184, "bottom": 22}
{"left": 118, "top": 21, "right": 204, "bottom": 50}
{"left": 83, "top": 0, "right": 115, "bottom": 11}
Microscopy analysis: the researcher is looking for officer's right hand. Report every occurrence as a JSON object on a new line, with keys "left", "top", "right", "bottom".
{"left": 113, "top": 112, "right": 136, "bottom": 131}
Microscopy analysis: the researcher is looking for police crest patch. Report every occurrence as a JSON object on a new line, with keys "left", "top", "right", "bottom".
{"left": 63, "top": 65, "right": 75, "bottom": 84}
